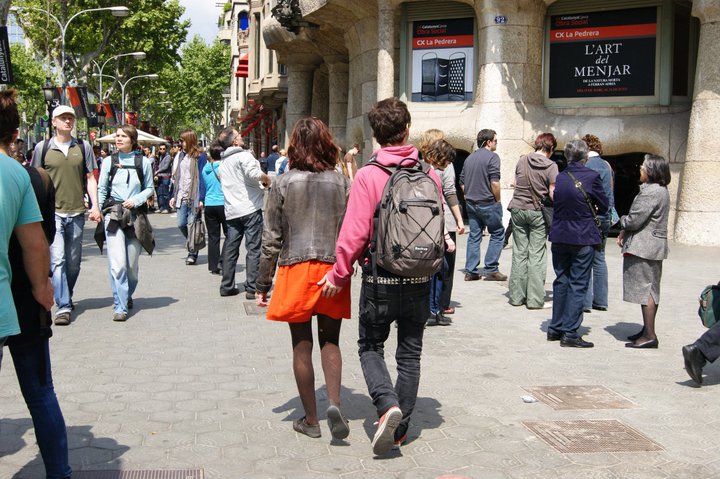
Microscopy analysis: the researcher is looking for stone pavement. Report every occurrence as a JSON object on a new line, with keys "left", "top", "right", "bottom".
{"left": 2, "top": 212, "right": 720, "bottom": 479}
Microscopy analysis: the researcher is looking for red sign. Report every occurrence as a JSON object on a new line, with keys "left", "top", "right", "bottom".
{"left": 89, "top": 131, "right": 96, "bottom": 140}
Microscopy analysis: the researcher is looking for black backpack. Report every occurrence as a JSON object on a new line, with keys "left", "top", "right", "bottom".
{"left": 104, "top": 152, "right": 146, "bottom": 209}
{"left": 367, "top": 157, "right": 445, "bottom": 278}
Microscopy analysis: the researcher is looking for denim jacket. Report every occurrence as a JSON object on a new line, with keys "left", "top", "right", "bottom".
{"left": 257, "top": 169, "right": 350, "bottom": 293}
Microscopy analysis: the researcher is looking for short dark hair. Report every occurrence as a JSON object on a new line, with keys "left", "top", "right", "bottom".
{"left": 368, "top": 97, "right": 411, "bottom": 146}
{"left": 0, "top": 89, "right": 20, "bottom": 147}
{"left": 564, "top": 139, "right": 589, "bottom": 164}
{"left": 217, "top": 127, "right": 237, "bottom": 149}
{"left": 642, "top": 154, "right": 671, "bottom": 186}
{"left": 476, "top": 129, "right": 496, "bottom": 148}
{"left": 534, "top": 133, "right": 557, "bottom": 154}
{"left": 209, "top": 141, "right": 224, "bottom": 161}
{"left": 287, "top": 117, "right": 338, "bottom": 173}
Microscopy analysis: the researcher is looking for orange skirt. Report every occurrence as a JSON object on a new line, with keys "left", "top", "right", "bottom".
{"left": 266, "top": 260, "right": 351, "bottom": 323}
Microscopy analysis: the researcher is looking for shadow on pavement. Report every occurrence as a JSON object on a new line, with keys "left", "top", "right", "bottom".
{"left": 0, "top": 421, "right": 129, "bottom": 479}
{"left": 605, "top": 321, "right": 643, "bottom": 341}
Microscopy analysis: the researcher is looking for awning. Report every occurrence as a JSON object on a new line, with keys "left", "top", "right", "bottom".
{"left": 235, "top": 53, "right": 248, "bottom": 78}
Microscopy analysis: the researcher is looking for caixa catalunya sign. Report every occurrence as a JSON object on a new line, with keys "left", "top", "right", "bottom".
{"left": 0, "top": 27, "right": 14, "bottom": 85}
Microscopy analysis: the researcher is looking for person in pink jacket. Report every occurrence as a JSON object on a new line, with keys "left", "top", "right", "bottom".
{"left": 320, "top": 97, "right": 453, "bottom": 456}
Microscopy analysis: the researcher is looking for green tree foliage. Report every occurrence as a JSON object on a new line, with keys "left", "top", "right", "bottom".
{"left": 12, "top": 0, "right": 189, "bottom": 98}
{"left": 9, "top": 44, "right": 47, "bottom": 127}
{"left": 146, "top": 36, "right": 230, "bottom": 139}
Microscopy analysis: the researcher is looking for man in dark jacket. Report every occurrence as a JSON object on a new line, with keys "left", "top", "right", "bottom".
{"left": 154, "top": 143, "right": 173, "bottom": 213}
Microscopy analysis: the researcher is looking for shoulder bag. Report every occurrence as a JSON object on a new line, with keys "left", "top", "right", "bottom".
{"left": 523, "top": 156, "right": 553, "bottom": 232}
{"left": 567, "top": 170, "right": 603, "bottom": 250}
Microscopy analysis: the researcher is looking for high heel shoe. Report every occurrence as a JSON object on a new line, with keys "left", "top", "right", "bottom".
{"left": 625, "top": 338, "right": 659, "bottom": 349}
{"left": 627, "top": 328, "right": 645, "bottom": 341}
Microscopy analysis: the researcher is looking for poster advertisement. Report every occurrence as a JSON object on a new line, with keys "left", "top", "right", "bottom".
{"left": 411, "top": 18, "right": 474, "bottom": 102}
{"left": 0, "top": 27, "right": 13, "bottom": 84}
{"left": 548, "top": 7, "right": 657, "bottom": 99}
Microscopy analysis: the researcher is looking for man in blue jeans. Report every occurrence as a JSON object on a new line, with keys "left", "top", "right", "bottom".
{"left": 321, "top": 97, "right": 452, "bottom": 456}
{"left": 32, "top": 105, "right": 101, "bottom": 326}
{"left": 460, "top": 128, "right": 507, "bottom": 281}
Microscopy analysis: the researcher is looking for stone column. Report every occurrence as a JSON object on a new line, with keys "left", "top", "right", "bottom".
{"left": 675, "top": 0, "right": 720, "bottom": 245}
{"left": 473, "top": 1, "right": 548, "bottom": 188}
{"left": 285, "top": 56, "right": 320, "bottom": 136}
{"left": 326, "top": 58, "right": 349, "bottom": 147}
{"left": 376, "top": 0, "right": 394, "bottom": 100}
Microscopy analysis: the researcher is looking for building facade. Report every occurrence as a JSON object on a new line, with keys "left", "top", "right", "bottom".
{"left": 261, "top": 0, "right": 719, "bottom": 246}
{"left": 220, "top": 0, "right": 288, "bottom": 158}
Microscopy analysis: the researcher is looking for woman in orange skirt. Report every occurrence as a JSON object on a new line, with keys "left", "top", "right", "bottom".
{"left": 256, "top": 117, "right": 352, "bottom": 440}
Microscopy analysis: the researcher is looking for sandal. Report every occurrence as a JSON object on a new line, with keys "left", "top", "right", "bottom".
{"left": 293, "top": 417, "right": 321, "bottom": 438}
{"left": 326, "top": 405, "right": 350, "bottom": 440}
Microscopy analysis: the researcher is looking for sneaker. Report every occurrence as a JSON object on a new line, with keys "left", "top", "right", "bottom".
{"left": 112, "top": 312, "right": 128, "bottom": 322}
{"left": 293, "top": 417, "right": 321, "bottom": 438}
{"left": 185, "top": 256, "right": 197, "bottom": 265}
{"left": 326, "top": 405, "right": 350, "bottom": 440}
{"left": 245, "top": 291, "right": 256, "bottom": 300}
{"left": 160, "top": 209, "right": 169, "bottom": 214}
{"left": 393, "top": 434, "right": 408, "bottom": 450}
{"left": 371, "top": 406, "right": 402, "bottom": 455}
{"left": 483, "top": 271, "right": 508, "bottom": 281}
{"left": 54, "top": 312, "right": 71, "bottom": 326}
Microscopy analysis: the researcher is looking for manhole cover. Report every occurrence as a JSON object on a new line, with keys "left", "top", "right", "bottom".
{"left": 524, "top": 385, "right": 636, "bottom": 410}
{"left": 523, "top": 420, "right": 663, "bottom": 453}
{"left": 73, "top": 471, "right": 203, "bottom": 479}
{"left": 243, "top": 301, "right": 265, "bottom": 315}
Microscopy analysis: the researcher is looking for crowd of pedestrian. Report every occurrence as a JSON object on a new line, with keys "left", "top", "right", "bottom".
{"left": 0, "top": 89, "right": 714, "bottom": 479}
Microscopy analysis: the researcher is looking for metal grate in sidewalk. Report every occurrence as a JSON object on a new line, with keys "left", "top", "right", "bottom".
{"left": 524, "top": 385, "right": 636, "bottom": 410}
{"left": 73, "top": 470, "right": 203, "bottom": 479}
{"left": 523, "top": 420, "right": 663, "bottom": 453}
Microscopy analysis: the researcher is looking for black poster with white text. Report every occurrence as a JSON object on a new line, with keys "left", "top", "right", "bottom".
{"left": 548, "top": 8, "right": 657, "bottom": 99}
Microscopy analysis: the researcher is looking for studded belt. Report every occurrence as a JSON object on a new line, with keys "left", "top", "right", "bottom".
{"left": 361, "top": 274, "right": 431, "bottom": 285}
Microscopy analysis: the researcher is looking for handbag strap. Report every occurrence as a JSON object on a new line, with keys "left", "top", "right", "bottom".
{"left": 567, "top": 170, "right": 600, "bottom": 231}
{"left": 522, "top": 155, "right": 541, "bottom": 210}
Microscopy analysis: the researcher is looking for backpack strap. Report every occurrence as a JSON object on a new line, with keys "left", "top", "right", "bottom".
{"left": 106, "top": 152, "right": 146, "bottom": 205}
{"left": 39, "top": 139, "right": 51, "bottom": 168}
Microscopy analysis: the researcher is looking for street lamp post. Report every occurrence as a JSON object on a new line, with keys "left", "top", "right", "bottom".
{"left": 92, "top": 52, "right": 146, "bottom": 102}
{"left": 10, "top": 5, "right": 131, "bottom": 103}
{"left": 119, "top": 74, "right": 159, "bottom": 123}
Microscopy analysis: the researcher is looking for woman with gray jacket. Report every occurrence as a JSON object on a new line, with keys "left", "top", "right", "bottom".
{"left": 617, "top": 154, "right": 671, "bottom": 349}
{"left": 256, "top": 117, "right": 351, "bottom": 440}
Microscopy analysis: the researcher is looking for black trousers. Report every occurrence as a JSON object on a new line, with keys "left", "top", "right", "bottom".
{"left": 697, "top": 320, "right": 720, "bottom": 362}
{"left": 204, "top": 205, "right": 227, "bottom": 272}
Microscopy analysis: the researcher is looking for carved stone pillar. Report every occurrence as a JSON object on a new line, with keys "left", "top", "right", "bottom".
{"left": 675, "top": 0, "right": 720, "bottom": 245}
{"left": 285, "top": 55, "right": 320, "bottom": 136}
{"left": 377, "top": 0, "right": 394, "bottom": 101}
{"left": 327, "top": 59, "right": 349, "bottom": 147}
